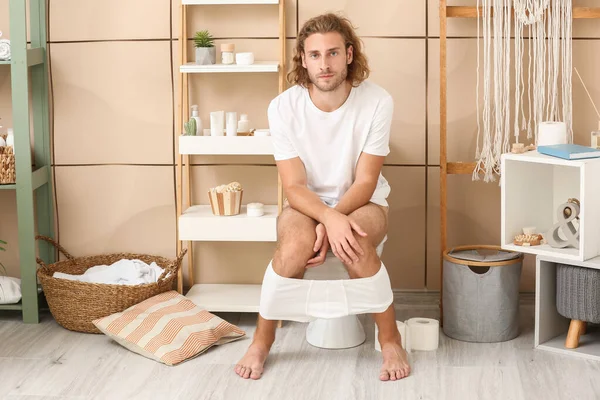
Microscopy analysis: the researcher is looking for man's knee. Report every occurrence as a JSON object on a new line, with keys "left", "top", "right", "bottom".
{"left": 273, "top": 208, "right": 317, "bottom": 278}
{"left": 343, "top": 234, "right": 381, "bottom": 277}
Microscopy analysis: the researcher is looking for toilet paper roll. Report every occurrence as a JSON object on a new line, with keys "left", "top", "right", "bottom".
{"left": 406, "top": 318, "right": 439, "bottom": 351}
{"left": 375, "top": 321, "right": 410, "bottom": 353}
{"left": 538, "top": 121, "right": 567, "bottom": 146}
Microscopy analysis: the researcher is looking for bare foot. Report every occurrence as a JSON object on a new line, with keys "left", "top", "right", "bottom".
{"left": 379, "top": 340, "right": 411, "bottom": 381}
{"left": 235, "top": 340, "right": 270, "bottom": 380}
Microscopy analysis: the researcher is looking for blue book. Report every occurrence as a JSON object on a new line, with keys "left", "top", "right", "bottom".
{"left": 537, "top": 144, "right": 600, "bottom": 160}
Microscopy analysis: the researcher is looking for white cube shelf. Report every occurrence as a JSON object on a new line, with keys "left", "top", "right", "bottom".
{"left": 501, "top": 151, "right": 600, "bottom": 262}
{"left": 535, "top": 255, "right": 600, "bottom": 361}
{"left": 179, "top": 205, "right": 278, "bottom": 241}
{"left": 178, "top": 135, "right": 274, "bottom": 155}
{"left": 185, "top": 283, "right": 261, "bottom": 313}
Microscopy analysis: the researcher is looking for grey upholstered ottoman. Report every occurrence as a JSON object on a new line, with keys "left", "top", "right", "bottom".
{"left": 442, "top": 246, "right": 524, "bottom": 343}
{"left": 556, "top": 264, "right": 600, "bottom": 348}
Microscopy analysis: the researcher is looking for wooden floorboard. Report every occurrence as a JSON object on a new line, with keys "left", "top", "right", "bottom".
{"left": 0, "top": 294, "right": 598, "bottom": 400}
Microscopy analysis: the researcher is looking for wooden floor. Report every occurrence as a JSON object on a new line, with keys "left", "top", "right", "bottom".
{"left": 1, "top": 293, "right": 599, "bottom": 400}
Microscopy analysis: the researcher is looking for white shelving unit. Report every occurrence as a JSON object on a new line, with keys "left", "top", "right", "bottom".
{"left": 535, "top": 254, "right": 600, "bottom": 361}
{"left": 175, "top": 0, "right": 286, "bottom": 313}
{"left": 180, "top": 61, "right": 279, "bottom": 73}
{"left": 186, "top": 284, "right": 262, "bottom": 312}
{"left": 179, "top": 135, "right": 274, "bottom": 155}
{"left": 179, "top": 205, "right": 279, "bottom": 241}
{"left": 500, "top": 151, "right": 600, "bottom": 262}
{"left": 183, "top": 0, "right": 278, "bottom": 4}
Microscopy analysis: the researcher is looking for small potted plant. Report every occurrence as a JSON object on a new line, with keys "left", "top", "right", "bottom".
{"left": 194, "top": 30, "right": 216, "bottom": 65}
{"left": 0, "top": 239, "right": 6, "bottom": 275}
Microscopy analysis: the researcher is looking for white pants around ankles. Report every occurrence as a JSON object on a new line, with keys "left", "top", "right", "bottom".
{"left": 258, "top": 261, "right": 394, "bottom": 323}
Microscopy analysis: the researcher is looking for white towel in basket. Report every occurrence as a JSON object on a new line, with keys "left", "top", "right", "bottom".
{"left": 53, "top": 259, "right": 167, "bottom": 286}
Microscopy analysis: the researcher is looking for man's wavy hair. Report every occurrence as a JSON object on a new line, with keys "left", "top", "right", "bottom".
{"left": 287, "top": 13, "right": 370, "bottom": 88}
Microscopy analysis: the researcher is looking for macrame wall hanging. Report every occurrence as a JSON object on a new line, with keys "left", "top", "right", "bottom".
{"left": 473, "top": 0, "right": 573, "bottom": 182}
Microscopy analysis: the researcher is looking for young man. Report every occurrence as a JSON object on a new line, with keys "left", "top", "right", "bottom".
{"left": 235, "top": 13, "right": 410, "bottom": 381}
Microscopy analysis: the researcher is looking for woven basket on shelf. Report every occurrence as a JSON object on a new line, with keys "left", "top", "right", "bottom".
{"left": 35, "top": 235, "right": 186, "bottom": 334}
{"left": 0, "top": 136, "right": 15, "bottom": 184}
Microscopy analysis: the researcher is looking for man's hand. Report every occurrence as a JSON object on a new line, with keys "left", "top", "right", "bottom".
{"left": 306, "top": 223, "right": 329, "bottom": 268}
{"left": 322, "top": 209, "right": 367, "bottom": 265}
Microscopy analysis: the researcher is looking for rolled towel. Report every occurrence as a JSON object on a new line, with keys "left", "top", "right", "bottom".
{"left": 0, "top": 32, "right": 11, "bottom": 61}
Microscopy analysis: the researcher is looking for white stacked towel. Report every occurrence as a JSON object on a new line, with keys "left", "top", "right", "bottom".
{"left": 53, "top": 259, "right": 167, "bottom": 286}
{"left": 0, "top": 276, "right": 21, "bottom": 304}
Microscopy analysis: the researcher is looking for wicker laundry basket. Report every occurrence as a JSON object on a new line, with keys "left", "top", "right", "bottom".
{"left": 35, "top": 235, "right": 186, "bottom": 334}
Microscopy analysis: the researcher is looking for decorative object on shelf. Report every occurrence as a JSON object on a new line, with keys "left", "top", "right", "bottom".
{"left": 0, "top": 31, "right": 10, "bottom": 61}
{"left": 210, "top": 111, "right": 225, "bottom": 136}
{"left": 538, "top": 121, "right": 568, "bottom": 146}
{"left": 253, "top": 129, "right": 270, "bottom": 137}
{"left": 208, "top": 181, "right": 243, "bottom": 216}
{"left": 221, "top": 43, "right": 235, "bottom": 65}
{"left": 183, "top": 117, "right": 197, "bottom": 136}
{"left": 592, "top": 128, "right": 600, "bottom": 150}
{"left": 226, "top": 112, "right": 237, "bottom": 137}
{"left": 510, "top": 142, "right": 535, "bottom": 154}
{"left": 191, "top": 105, "right": 202, "bottom": 135}
{"left": 194, "top": 30, "right": 216, "bottom": 65}
{"left": 513, "top": 233, "right": 543, "bottom": 246}
{"left": 473, "top": 0, "right": 573, "bottom": 183}
{"left": 547, "top": 199, "right": 580, "bottom": 249}
{"left": 237, "top": 113, "right": 251, "bottom": 135}
{"left": 247, "top": 202, "right": 264, "bottom": 217}
{"left": 235, "top": 52, "right": 254, "bottom": 65}
{"left": 0, "top": 135, "right": 15, "bottom": 184}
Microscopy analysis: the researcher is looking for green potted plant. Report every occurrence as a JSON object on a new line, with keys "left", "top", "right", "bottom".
{"left": 194, "top": 30, "right": 216, "bottom": 65}
{"left": 0, "top": 239, "right": 6, "bottom": 275}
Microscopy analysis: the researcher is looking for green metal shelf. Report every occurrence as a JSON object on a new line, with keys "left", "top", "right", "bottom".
{"left": 3, "top": 0, "right": 55, "bottom": 324}
{"left": 0, "top": 301, "right": 23, "bottom": 311}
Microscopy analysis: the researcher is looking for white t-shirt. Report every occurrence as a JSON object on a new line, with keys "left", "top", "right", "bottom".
{"left": 267, "top": 80, "right": 393, "bottom": 208}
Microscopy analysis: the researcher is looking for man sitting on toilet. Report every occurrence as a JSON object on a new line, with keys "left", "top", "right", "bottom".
{"left": 234, "top": 12, "right": 410, "bottom": 382}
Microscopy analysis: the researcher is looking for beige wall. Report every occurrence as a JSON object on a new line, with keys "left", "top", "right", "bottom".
{"left": 0, "top": 1, "right": 599, "bottom": 291}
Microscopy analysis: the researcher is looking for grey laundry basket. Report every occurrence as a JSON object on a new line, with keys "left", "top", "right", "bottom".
{"left": 442, "top": 245, "right": 524, "bottom": 343}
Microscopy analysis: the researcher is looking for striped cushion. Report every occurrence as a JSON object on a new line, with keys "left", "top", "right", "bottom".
{"left": 93, "top": 291, "right": 246, "bottom": 366}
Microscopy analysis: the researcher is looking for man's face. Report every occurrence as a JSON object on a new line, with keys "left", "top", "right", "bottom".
{"left": 302, "top": 32, "right": 353, "bottom": 92}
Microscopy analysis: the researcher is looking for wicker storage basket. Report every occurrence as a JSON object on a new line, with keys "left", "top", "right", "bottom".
{"left": 208, "top": 189, "right": 243, "bottom": 216}
{"left": 35, "top": 235, "right": 186, "bottom": 334}
{"left": 0, "top": 138, "right": 15, "bottom": 184}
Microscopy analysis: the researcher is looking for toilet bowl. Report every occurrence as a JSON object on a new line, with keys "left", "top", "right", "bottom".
{"left": 303, "top": 236, "right": 387, "bottom": 349}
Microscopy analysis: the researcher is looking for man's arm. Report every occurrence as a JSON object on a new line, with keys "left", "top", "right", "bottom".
{"left": 276, "top": 157, "right": 332, "bottom": 223}
{"left": 334, "top": 152, "right": 385, "bottom": 216}
{"left": 334, "top": 94, "right": 393, "bottom": 216}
